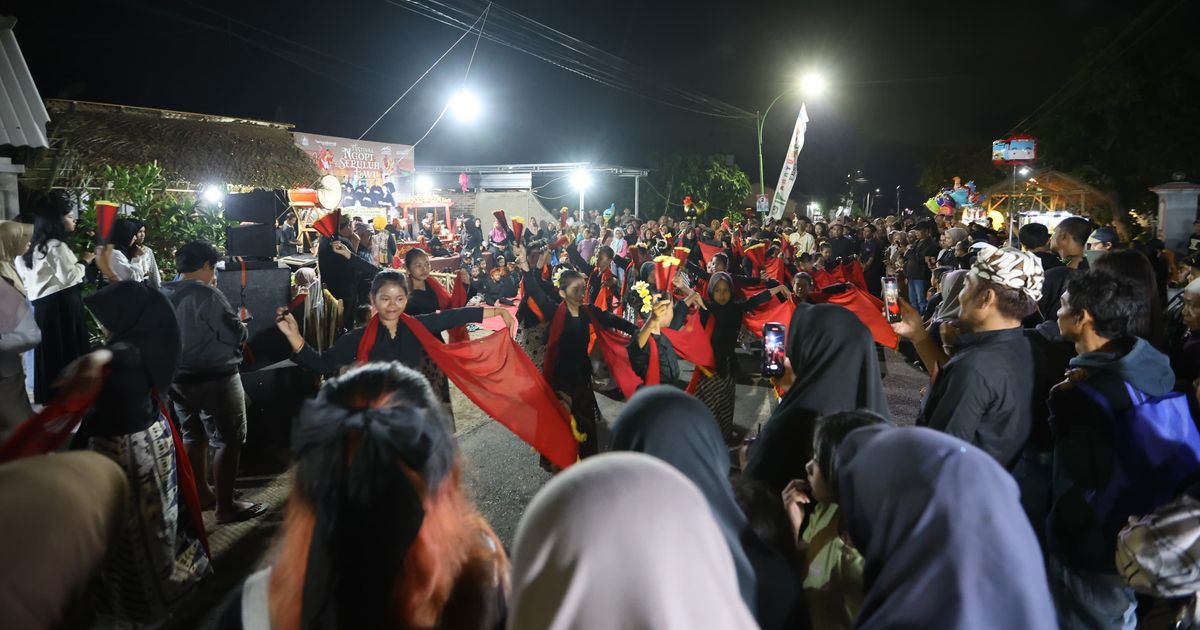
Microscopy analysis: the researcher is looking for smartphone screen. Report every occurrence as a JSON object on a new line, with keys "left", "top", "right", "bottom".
{"left": 762, "top": 322, "right": 786, "bottom": 377}
{"left": 883, "top": 276, "right": 902, "bottom": 323}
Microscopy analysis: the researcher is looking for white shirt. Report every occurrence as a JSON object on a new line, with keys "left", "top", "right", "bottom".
{"left": 107, "top": 249, "right": 144, "bottom": 283}
{"left": 133, "top": 248, "right": 162, "bottom": 289}
{"left": 796, "top": 232, "right": 816, "bottom": 255}
{"left": 0, "top": 280, "right": 40, "bottom": 378}
{"left": 15, "top": 239, "right": 85, "bottom": 300}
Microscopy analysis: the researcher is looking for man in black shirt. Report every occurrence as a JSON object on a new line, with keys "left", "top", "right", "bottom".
{"left": 1039, "top": 217, "right": 1093, "bottom": 322}
{"left": 827, "top": 223, "right": 854, "bottom": 261}
{"left": 1018, "top": 222, "right": 1061, "bottom": 273}
{"left": 903, "top": 220, "right": 939, "bottom": 313}
{"left": 277, "top": 214, "right": 300, "bottom": 257}
{"left": 892, "top": 245, "right": 1043, "bottom": 468}
{"left": 859, "top": 224, "right": 886, "bottom": 296}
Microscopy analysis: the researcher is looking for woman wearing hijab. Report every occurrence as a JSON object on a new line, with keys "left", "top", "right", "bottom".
{"left": 95, "top": 219, "right": 146, "bottom": 284}
{"left": 836, "top": 425, "right": 1057, "bottom": 629}
{"left": 16, "top": 191, "right": 91, "bottom": 404}
{"left": 62, "top": 281, "right": 211, "bottom": 623}
{"left": 0, "top": 220, "right": 33, "bottom": 294}
{"left": 219, "top": 363, "right": 509, "bottom": 630}
{"left": 0, "top": 278, "right": 39, "bottom": 437}
{"left": 610, "top": 387, "right": 807, "bottom": 630}
{"left": 744, "top": 304, "right": 890, "bottom": 495}
{"left": 507, "top": 452, "right": 759, "bottom": 630}
{"left": 462, "top": 216, "right": 485, "bottom": 260}
{"left": 693, "top": 271, "right": 790, "bottom": 443}
{"left": 938, "top": 226, "right": 969, "bottom": 268}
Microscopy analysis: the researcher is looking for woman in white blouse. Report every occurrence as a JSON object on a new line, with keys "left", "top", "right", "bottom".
{"left": 95, "top": 219, "right": 145, "bottom": 285}
{"left": 15, "top": 192, "right": 92, "bottom": 404}
{"left": 132, "top": 223, "right": 162, "bottom": 289}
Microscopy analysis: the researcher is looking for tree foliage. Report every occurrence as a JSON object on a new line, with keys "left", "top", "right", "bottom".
{"left": 641, "top": 153, "right": 751, "bottom": 220}
{"left": 75, "top": 162, "right": 231, "bottom": 276}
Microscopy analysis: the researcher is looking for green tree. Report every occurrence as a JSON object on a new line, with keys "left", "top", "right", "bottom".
{"left": 77, "top": 163, "right": 231, "bottom": 276}
{"left": 641, "top": 153, "right": 752, "bottom": 221}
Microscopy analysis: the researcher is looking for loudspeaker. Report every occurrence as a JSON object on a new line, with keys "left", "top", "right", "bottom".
{"left": 215, "top": 266, "right": 291, "bottom": 337}
{"left": 223, "top": 190, "right": 283, "bottom": 225}
{"left": 226, "top": 224, "right": 277, "bottom": 259}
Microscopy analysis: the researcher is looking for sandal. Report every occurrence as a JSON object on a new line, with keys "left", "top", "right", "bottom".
{"left": 216, "top": 501, "right": 269, "bottom": 524}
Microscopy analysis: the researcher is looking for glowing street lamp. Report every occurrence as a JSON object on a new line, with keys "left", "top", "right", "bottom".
{"left": 202, "top": 184, "right": 224, "bottom": 205}
{"left": 571, "top": 169, "right": 593, "bottom": 219}
{"left": 449, "top": 90, "right": 482, "bottom": 121}
{"left": 1018, "top": 166, "right": 1032, "bottom": 177}
{"left": 757, "top": 69, "right": 828, "bottom": 195}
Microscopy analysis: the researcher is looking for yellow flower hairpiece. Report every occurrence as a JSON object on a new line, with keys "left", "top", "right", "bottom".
{"left": 632, "top": 280, "right": 653, "bottom": 314}
{"left": 552, "top": 267, "right": 567, "bottom": 288}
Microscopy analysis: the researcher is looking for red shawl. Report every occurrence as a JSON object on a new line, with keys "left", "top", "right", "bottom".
{"left": 424, "top": 275, "right": 469, "bottom": 342}
{"left": 821, "top": 287, "right": 898, "bottom": 348}
{"left": 0, "top": 382, "right": 211, "bottom": 557}
{"left": 765, "top": 258, "right": 792, "bottom": 286}
{"left": 365, "top": 314, "right": 580, "bottom": 469}
{"left": 542, "top": 304, "right": 652, "bottom": 400}
{"left": 742, "top": 295, "right": 797, "bottom": 339}
{"left": 591, "top": 270, "right": 616, "bottom": 312}
{"left": 661, "top": 308, "right": 715, "bottom": 377}
{"left": 844, "top": 259, "right": 869, "bottom": 293}
{"left": 698, "top": 241, "right": 725, "bottom": 264}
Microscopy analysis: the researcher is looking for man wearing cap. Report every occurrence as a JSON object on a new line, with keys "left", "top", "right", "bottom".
{"left": 1086, "top": 227, "right": 1121, "bottom": 253}
{"left": 892, "top": 245, "right": 1043, "bottom": 467}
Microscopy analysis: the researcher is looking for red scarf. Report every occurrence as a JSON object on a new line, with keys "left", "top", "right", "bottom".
{"left": 821, "top": 286, "right": 898, "bottom": 348}
{"left": 543, "top": 303, "right": 647, "bottom": 400}
{"left": 661, "top": 308, "right": 715, "bottom": 377}
{"left": 697, "top": 240, "right": 725, "bottom": 264}
{"left": 742, "top": 294, "right": 798, "bottom": 340}
{"left": 424, "top": 275, "right": 469, "bottom": 343}
{"left": 685, "top": 312, "right": 720, "bottom": 393}
{"left": 589, "top": 269, "right": 615, "bottom": 312}
{"left": 392, "top": 313, "right": 579, "bottom": 468}
{"left": 765, "top": 257, "right": 792, "bottom": 286}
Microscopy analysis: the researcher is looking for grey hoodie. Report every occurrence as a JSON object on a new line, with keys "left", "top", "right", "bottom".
{"left": 161, "top": 279, "right": 246, "bottom": 381}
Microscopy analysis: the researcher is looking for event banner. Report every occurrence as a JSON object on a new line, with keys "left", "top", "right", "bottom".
{"left": 293, "top": 132, "right": 416, "bottom": 209}
{"left": 770, "top": 104, "right": 809, "bottom": 220}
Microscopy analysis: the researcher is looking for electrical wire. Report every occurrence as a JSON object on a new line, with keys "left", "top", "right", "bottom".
{"left": 357, "top": 6, "right": 489, "bottom": 139}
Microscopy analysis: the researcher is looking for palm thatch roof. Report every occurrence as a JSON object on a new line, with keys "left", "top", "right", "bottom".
{"left": 982, "top": 168, "right": 1118, "bottom": 216}
{"left": 21, "top": 100, "right": 319, "bottom": 191}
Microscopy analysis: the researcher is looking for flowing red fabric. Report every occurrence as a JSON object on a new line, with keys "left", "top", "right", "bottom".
{"left": 356, "top": 315, "right": 381, "bottom": 363}
{"left": 0, "top": 384, "right": 211, "bottom": 557}
{"left": 698, "top": 241, "right": 724, "bottom": 264}
{"left": 742, "top": 296, "right": 797, "bottom": 339}
{"left": 685, "top": 314, "right": 718, "bottom": 394}
{"left": 543, "top": 304, "right": 644, "bottom": 400}
{"left": 743, "top": 244, "right": 766, "bottom": 275}
{"left": 765, "top": 258, "right": 791, "bottom": 285}
{"left": 845, "top": 260, "right": 869, "bottom": 293}
{"left": 811, "top": 268, "right": 838, "bottom": 289}
{"left": 592, "top": 270, "right": 615, "bottom": 312}
{"left": 823, "top": 287, "right": 899, "bottom": 348}
{"left": 427, "top": 276, "right": 470, "bottom": 343}
{"left": 312, "top": 209, "right": 341, "bottom": 239}
{"left": 662, "top": 308, "right": 715, "bottom": 376}
{"left": 400, "top": 314, "right": 578, "bottom": 469}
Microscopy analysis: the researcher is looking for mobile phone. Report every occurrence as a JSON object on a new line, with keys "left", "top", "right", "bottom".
{"left": 762, "top": 322, "right": 786, "bottom": 377}
{"left": 883, "top": 276, "right": 902, "bottom": 323}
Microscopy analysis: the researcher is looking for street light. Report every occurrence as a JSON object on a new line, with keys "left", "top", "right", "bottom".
{"left": 571, "top": 169, "right": 592, "bottom": 220}
{"left": 202, "top": 184, "right": 224, "bottom": 205}
{"left": 756, "top": 70, "right": 828, "bottom": 197}
{"left": 449, "top": 90, "right": 482, "bottom": 121}
{"left": 416, "top": 175, "right": 434, "bottom": 194}
{"left": 1018, "top": 166, "right": 1032, "bottom": 177}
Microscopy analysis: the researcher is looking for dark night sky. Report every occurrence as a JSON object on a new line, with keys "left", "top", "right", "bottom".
{"left": 8, "top": 0, "right": 1158, "bottom": 210}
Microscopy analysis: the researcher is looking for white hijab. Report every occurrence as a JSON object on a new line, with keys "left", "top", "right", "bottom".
{"left": 507, "top": 453, "right": 759, "bottom": 630}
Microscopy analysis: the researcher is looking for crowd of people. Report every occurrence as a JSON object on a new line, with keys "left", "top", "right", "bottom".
{"left": 3, "top": 187, "right": 1200, "bottom": 630}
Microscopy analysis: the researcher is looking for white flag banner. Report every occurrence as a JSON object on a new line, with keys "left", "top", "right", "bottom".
{"left": 770, "top": 104, "right": 809, "bottom": 220}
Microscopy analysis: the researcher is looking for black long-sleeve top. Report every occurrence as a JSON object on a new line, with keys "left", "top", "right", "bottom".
{"left": 702, "top": 291, "right": 773, "bottom": 376}
{"left": 77, "top": 343, "right": 159, "bottom": 439}
{"left": 627, "top": 333, "right": 681, "bottom": 385}
{"left": 292, "top": 308, "right": 483, "bottom": 375}
{"left": 521, "top": 267, "right": 636, "bottom": 388}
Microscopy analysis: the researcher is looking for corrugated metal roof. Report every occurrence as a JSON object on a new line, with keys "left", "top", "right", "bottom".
{"left": 0, "top": 16, "right": 49, "bottom": 148}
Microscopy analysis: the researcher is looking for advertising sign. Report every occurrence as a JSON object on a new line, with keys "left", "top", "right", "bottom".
{"left": 293, "top": 133, "right": 415, "bottom": 209}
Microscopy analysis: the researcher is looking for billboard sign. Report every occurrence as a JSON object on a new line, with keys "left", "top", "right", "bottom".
{"left": 293, "top": 133, "right": 415, "bottom": 209}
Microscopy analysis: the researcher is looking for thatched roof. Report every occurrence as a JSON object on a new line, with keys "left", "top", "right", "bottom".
{"left": 983, "top": 168, "right": 1118, "bottom": 216}
{"left": 21, "top": 100, "right": 319, "bottom": 190}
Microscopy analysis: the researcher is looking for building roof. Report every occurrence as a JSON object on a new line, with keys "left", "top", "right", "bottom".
{"left": 983, "top": 168, "right": 1118, "bottom": 215}
{"left": 0, "top": 17, "right": 50, "bottom": 148}
{"left": 21, "top": 100, "right": 319, "bottom": 191}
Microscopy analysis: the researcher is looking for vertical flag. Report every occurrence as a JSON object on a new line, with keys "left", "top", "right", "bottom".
{"left": 770, "top": 104, "right": 810, "bottom": 220}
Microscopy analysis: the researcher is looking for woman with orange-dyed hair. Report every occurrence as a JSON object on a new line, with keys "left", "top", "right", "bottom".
{"left": 218, "top": 363, "right": 509, "bottom": 629}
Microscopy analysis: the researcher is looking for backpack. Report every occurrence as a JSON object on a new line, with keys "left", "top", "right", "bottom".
{"left": 1077, "top": 381, "right": 1200, "bottom": 532}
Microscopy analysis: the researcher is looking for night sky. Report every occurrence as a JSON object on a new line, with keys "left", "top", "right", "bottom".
{"left": 9, "top": 0, "right": 1171, "bottom": 211}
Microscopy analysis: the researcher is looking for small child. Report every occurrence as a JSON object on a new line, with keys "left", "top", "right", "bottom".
{"left": 783, "top": 410, "right": 886, "bottom": 630}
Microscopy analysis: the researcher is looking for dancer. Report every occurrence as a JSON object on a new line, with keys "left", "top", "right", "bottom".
{"left": 693, "top": 271, "right": 790, "bottom": 443}
{"left": 527, "top": 262, "right": 637, "bottom": 457}
{"left": 402, "top": 248, "right": 470, "bottom": 429}
{"left": 64, "top": 282, "right": 211, "bottom": 622}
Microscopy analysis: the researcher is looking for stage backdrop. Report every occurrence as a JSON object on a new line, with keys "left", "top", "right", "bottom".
{"left": 293, "top": 132, "right": 416, "bottom": 209}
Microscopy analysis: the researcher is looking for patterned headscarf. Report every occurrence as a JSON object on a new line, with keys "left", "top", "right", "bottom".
{"left": 970, "top": 245, "right": 1044, "bottom": 301}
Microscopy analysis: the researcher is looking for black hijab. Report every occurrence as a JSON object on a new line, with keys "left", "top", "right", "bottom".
{"left": 610, "top": 387, "right": 807, "bottom": 630}
{"left": 84, "top": 280, "right": 180, "bottom": 392}
{"left": 744, "top": 303, "right": 890, "bottom": 493}
{"left": 837, "top": 425, "right": 1056, "bottom": 629}
{"left": 109, "top": 219, "right": 143, "bottom": 258}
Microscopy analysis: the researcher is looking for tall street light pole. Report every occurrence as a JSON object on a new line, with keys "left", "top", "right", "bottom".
{"left": 756, "top": 72, "right": 826, "bottom": 200}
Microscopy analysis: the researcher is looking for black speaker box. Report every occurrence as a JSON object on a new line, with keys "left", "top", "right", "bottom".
{"left": 215, "top": 266, "right": 291, "bottom": 338}
{"left": 223, "top": 189, "right": 283, "bottom": 224}
{"left": 226, "top": 224, "right": 277, "bottom": 259}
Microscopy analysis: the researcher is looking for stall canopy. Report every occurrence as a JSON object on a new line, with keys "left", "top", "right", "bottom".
{"left": 983, "top": 169, "right": 1117, "bottom": 218}
{"left": 21, "top": 100, "right": 318, "bottom": 191}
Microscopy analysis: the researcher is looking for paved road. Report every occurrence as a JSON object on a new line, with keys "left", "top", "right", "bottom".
{"left": 458, "top": 348, "right": 926, "bottom": 546}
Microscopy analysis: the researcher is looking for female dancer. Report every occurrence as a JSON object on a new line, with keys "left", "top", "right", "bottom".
{"left": 402, "top": 248, "right": 471, "bottom": 429}
{"left": 63, "top": 282, "right": 211, "bottom": 623}
{"left": 15, "top": 191, "right": 91, "bottom": 403}
{"left": 693, "top": 271, "right": 790, "bottom": 444}
{"left": 524, "top": 257, "right": 637, "bottom": 458}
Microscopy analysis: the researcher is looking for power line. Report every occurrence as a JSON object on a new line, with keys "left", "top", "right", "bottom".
{"left": 357, "top": 5, "right": 489, "bottom": 139}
